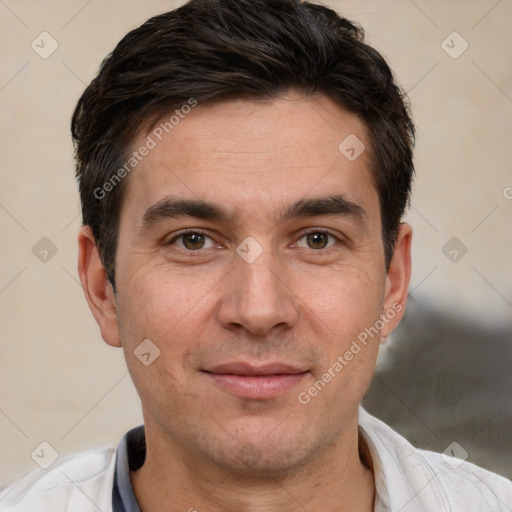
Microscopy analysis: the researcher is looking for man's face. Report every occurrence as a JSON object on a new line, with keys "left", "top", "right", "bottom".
{"left": 88, "top": 93, "right": 409, "bottom": 473}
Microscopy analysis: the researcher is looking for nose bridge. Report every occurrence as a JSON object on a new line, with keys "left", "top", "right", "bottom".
{"left": 217, "top": 246, "right": 298, "bottom": 336}
{"left": 240, "top": 250, "right": 281, "bottom": 305}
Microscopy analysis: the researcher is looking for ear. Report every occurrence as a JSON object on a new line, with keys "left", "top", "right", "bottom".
{"left": 77, "top": 226, "right": 121, "bottom": 347}
{"left": 380, "top": 222, "right": 412, "bottom": 343}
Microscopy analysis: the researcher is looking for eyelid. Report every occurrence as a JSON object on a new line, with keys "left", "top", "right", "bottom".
{"left": 167, "top": 228, "right": 219, "bottom": 249}
{"left": 294, "top": 228, "right": 345, "bottom": 246}
{"left": 165, "top": 227, "right": 346, "bottom": 251}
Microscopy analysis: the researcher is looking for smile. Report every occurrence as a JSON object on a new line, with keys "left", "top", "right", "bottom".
{"left": 202, "top": 363, "right": 310, "bottom": 399}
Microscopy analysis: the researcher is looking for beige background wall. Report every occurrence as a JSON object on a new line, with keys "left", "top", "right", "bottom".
{"left": 0, "top": 0, "right": 511, "bottom": 487}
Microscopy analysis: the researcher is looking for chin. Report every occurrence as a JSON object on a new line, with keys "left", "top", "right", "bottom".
{"left": 215, "top": 445, "right": 307, "bottom": 476}
{"left": 203, "top": 423, "right": 329, "bottom": 476}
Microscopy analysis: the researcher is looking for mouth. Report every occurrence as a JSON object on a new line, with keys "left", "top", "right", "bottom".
{"left": 201, "top": 362, "right": 309, "bottom": 400}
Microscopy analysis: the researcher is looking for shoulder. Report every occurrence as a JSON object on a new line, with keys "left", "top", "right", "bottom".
{"left": 0, "top": 448, "right": 116, "bottom": 512}
{"left": 419, "top": 448, "right": 512, "bottom": 510}
{"left": 359, "top": 407, "right": 512, "bottom": 511}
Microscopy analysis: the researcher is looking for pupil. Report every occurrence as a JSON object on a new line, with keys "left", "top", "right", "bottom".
{"left": 184, "top": 233, "right": 204, "bottom": 250}
{"left": 307, "top": 232, "right": 327, "bottom": 249}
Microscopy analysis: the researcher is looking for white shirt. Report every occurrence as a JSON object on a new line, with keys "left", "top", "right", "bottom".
{"left": 1, "top": 408, "right": 511, "bottom": 511}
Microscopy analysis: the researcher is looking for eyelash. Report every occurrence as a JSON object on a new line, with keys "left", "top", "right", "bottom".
{"left": 167, "top": 228, "right": 343, "bottom": 251}
{"left": 294, "top": 229, "right": 341, "bottom": 250}
{"left": 167, "top": 229, "right": 217, "bottom": 249}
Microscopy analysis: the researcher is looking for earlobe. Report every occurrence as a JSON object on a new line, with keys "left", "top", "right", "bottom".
{"left": 380, "top": 223, "right": 412, "bottom": 342}
{"left": 77, "top": 226, "right": 122, "bottom": 348}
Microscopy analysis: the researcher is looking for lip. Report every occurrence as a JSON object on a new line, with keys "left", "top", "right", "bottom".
{"left": 202, "top": 362, "right": 309, "bottom": 399}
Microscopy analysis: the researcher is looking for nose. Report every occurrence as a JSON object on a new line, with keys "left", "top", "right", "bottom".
{"left": 216, "top": 250, "right": 299, "bottom": 337}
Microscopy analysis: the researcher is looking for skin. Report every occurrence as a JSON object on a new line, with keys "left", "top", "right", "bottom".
{"left": 78, "top": 93, "right": 412, "bottom": 511}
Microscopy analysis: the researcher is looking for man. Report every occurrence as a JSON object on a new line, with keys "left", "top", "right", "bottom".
{"left": 1, "top": 0, "right": 511, "bottom": 510}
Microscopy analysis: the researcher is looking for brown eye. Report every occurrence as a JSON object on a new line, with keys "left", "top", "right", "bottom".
{"left": 182, "top": 233, "right": 205, "bottom": 250}
{"left": 295, "top": 231, "right": 338, "bottom": 250}
{"left": 306, "top": 232, "right": 329, "bottom": 249}
{"left": 171, "top": 232, "right": 216, "bottom": 251}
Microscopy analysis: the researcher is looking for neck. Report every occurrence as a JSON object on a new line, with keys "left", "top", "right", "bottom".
{"left": 131, "top": 417, "right": 375, "bottom": 512}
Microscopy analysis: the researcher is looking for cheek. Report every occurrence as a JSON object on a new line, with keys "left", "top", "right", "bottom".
{"left": 115, "top": 271, "right": 210, "bottom": 411}
{"left": 296, "top": 269, "right": 383, "bottom": 419}
{"left": 297, "top": 263, "right": 384, "bottom": 337}
{"left": 118, "top": 264, "right": 217, "bottom": 338}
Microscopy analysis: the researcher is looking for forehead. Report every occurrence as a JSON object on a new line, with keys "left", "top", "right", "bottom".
{"left": 121, "top": 93, "right": 379, "bottom": 223}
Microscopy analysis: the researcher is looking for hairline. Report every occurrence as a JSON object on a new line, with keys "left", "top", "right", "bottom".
{"left": 102, "top": 90, "right": 389, "bottom": 286}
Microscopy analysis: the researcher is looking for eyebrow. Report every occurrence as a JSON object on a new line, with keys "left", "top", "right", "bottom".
{"left": 279, "top": 195, "right": 367, "bottom": 224}
{"left": 139, "top": 194, "right": 367, "bottom": 230}
{"left": 140, "top": 197, "right": 229, "bottom": 229}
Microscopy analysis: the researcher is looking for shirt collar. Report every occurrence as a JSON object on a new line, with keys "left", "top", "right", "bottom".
{"left": 113, "top": 426, "right": 145, "bottom": 512}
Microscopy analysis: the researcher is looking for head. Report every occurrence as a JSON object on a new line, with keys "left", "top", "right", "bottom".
{"left": 75, "top": 0, "right": 414, "bottom": 475}
{"left": 73, "top": 0, "right": 414, "bottom": 286}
